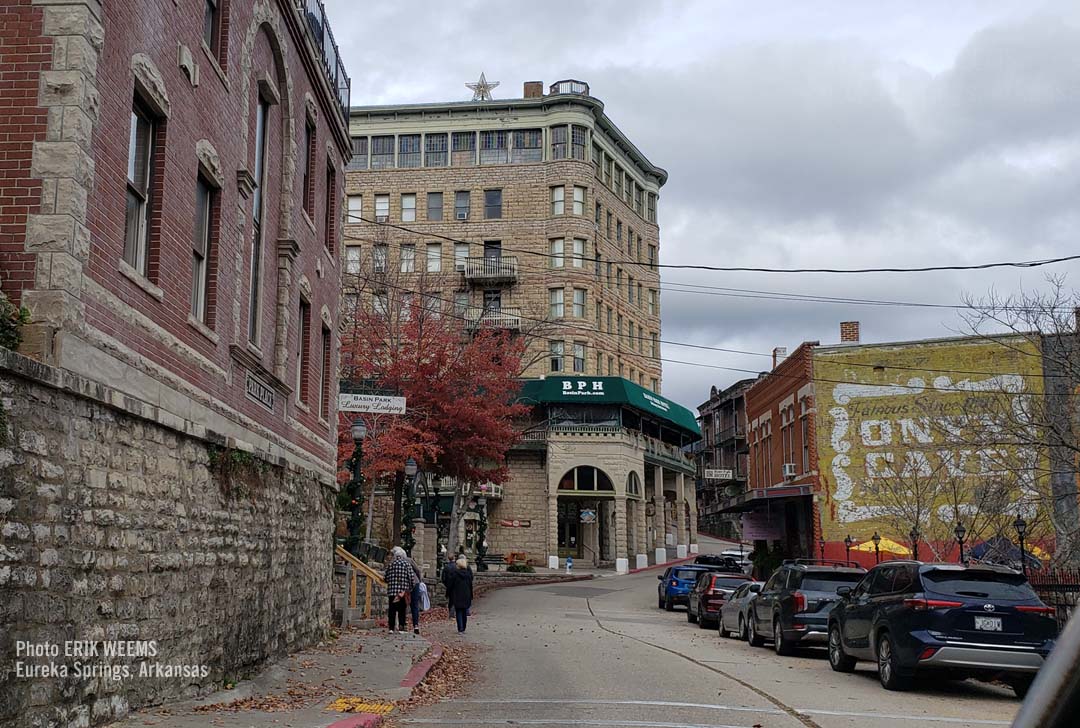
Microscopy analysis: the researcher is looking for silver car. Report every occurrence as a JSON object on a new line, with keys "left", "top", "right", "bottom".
{"left": 721, "top": 549, "right": 754, "bottom": 576}
{"left": 719, "top": 580, "right": 761, "bottom": 639}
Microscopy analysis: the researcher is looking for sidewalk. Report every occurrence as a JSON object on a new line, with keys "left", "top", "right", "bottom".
{"left": 107, "top": 627, "right": 439, "bottom": 728}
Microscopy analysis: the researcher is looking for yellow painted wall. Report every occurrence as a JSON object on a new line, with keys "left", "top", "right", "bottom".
{"left": 813, "top": 336, "right": 1045, "bottom": 548}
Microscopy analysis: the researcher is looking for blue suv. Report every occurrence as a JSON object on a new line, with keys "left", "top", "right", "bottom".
{"left": 657, "top": 565, "right": 718, "bottom": 611}
{"left": 828, "top": 562, "right": 1058, "bottom": 696}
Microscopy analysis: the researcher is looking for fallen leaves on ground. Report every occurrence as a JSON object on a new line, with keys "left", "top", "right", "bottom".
{"left": 192, "top": 679, "right": 341, "bottom": 713}
{"left": 396, "top": 639, "right": 479, "bottom": 712}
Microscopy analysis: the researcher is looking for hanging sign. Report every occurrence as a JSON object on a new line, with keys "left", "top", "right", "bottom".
{"left": 704, "top": 469, "right": 733, "bottom": 480}
{"left": 579, "top": 509, "right": 597, "bottom": 524}
{"left": 338, "top": 393, "right": 407, "bottom": 414}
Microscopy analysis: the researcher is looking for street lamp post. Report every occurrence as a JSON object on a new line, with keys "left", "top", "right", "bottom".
{"left": 909, "top": 526, "right": 920, "bottom": 562}
{"left": 1014, "top": 515, "right": 1029, "bottom": 577}
{"left": 955, "top": 522, "right": 967, "bottom": 564}
{"left": 844, "top": 535, "right": 854, "bottom": 563}
{"left": 871, "top": 531, "right": 882, "bottom": 564}
{"left": 401, "top": 457, "right": 418, "bottom": 555}
{"left": 348, "top": 419, "right": 367, "bottom": 556}
{"left": 819, "top": 538, "right": 826, "bottom": 561}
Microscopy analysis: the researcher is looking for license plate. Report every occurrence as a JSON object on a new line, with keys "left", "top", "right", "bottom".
{"left": 974, "top": 616, "right": 1002, "bottom": 631}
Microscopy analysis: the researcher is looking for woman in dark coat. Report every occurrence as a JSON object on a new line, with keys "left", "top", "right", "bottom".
{"left": 444, "top": 555, "right": 474, "bottom": 633}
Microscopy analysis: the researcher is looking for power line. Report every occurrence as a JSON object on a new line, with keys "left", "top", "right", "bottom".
{"left": 349, "top": 216, "right": 1080, "bottom": 274}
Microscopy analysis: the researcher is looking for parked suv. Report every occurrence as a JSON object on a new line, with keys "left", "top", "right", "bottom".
{"left": 688, "top": 572, "right": 753, "bottom": 628}
{"left": 748, "top": 559, "right": 867, "bottom": 654}
{"left": 827, "top": 562, "right": 1058, "bottom": 696}
{"left": 657, "top": 564, "right": 720, "bottom": 611}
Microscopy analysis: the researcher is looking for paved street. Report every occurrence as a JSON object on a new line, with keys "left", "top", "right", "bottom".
{"left": 401, "top": 567, "right": 1021, "bottom": 728}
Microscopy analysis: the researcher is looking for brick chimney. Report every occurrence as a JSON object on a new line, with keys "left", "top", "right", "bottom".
{"left": 523, "top": 81, "right": 543, "bottom": 98}
{"left": 772, "top": 347, "right": 787, "bottom": 369}
{"left": 840, "top": 321, "right": 861, "bottom": 343}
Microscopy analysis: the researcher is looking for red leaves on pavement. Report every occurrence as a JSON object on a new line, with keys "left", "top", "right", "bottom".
{"left": 192, "top": 679, "right": 341, "bottom": 713}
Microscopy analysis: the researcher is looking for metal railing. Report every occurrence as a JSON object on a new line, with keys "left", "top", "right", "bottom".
{"left": 296, "top": 0, "right": 351, "bottom": 119}
{"left": 465, "top": 306, "right": 521, "bottom": 330}
{"left": 464, "top": 256, "right": 518, "bottom": 282}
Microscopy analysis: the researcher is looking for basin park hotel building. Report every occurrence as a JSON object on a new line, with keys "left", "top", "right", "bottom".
{"left": 343, "top": 79, "right": 702, "bottom": 571}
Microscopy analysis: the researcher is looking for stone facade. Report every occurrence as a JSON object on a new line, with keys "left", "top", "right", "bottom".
{"left": 343, "top": 80, "right": 665, "bottom": 389}
{"left": 0, "top": 349, "right": 334, "bottom": 727}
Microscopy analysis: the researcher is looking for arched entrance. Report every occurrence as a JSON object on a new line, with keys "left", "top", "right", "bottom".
{"left": 557, "top": 466, "right": 614, "bottom": 562}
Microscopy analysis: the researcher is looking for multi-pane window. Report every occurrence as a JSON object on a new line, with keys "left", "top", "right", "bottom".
{"left": 296, "top": 298, "right": 310, "bottom": 402}
{"left": 648, "top": 244, "right": 657, "bottom": 267}
{"left": 454, "top": 190, "right": 470, "bottom": 220}
{"left": 550, "top": 340, "right": 564, "bottom": 372}
{"left": 624, "top": 174, "right": 633, "bottom": 205}
{"left": 399, "top": 134, "right": 421, "bottom": 167}
{"left": 636, "top": 186, "right": 645, "bottom": 216}
{"left": 573, "top": 342, "right": 586, "bottom": 372}
{"left": 628, "top": 276, "right": 635, "bottom": 303}
{"left": 302, "top": 119, "right": 315, "bottom": 216}
{"left": 425, "top": 133, "right": 448, "bottom": 167}
{"left": 248, "top": 97, "right": 270, "bottom": 342}
{"left": 614, "top": 166, "right": 623, "bottom": 198}
{"left": 191, "top": 176, "right": 214, "bottom": 323}
{"left": 595, "top": 202, "right": 602, "bottom": 225}
{"left": 549, "top": 288, "right": 564, "bottom": 318}
{"left": 572, "top": 288, "right": 586, "bottom": 317}
{"left": 452, "top": 131, "right": 475, "bottom": 165}
{"left": 426, "top": 242, "right": 441, "bottom": 272}
{"left": 483, "top": 289, "right": 501, "bottom": 311}
{"left": 608, "top": 356, "right": 614, "bottom": 375}
{"left": 648, "top": 193, "right": 657, "bottom": 222}
{"left": 346, "top": 194, "right": 362, "bottom": 223}
{"left": 550, "top": 125, "right": 568, "bottom": 159}
{"left": 349, "top": 136, "right": 368, "bottom": 170}
{"left": 320, "top": 326, "right": 331, "bottom": 419}
{"left": 373, "top": 290, "right": 388, "bottom": 316}
{"left": 651, "top": 332, "right": 659, "bottom": 358}
{"left": 651, "top": 377, "right": 658, "bottom": 393}
{"left": 571, "top": 125, "right": 587, "bottom": 160}
{"left": 203, "top": 0, "right": 220, "bottom": 54}
{"left": 604, "top": 157, "right": 612, "bottom": 186}
{"left": 595, "top": 301, "right": 601, "bottom": 326}
{"left": 400, "top": 244, "right": 415, "bottom": 273}
{"left": 371, "top": 135, "right": 394, "bottom": 169}
{"left": 324, "top": 160, "right": 336, "bottom": 253}
{"left": 572, "top": 238, "right": 585, "bottom": 268}
{"left": 549, "top": 238, "right": 564, "bottom": 268}
{"left": 616, "top": 220, "right": 622, "bottom": 244}
{"left": 454, "top": 242, "right": 469, "bottom": 271}
{"left": 637, "top": 282, "right": 643, "bottom": 309}
{"left": 484, "top": 189, "right": 502, "bottom": 219}
{"left": 627, "top": 228, "right": 634, "bottom": 257}
{"left": 550, "top": 186, "right": 564, "bottom": 215}
{"left": 617, "top": 314, "right": 623, "bottom": 344}
{"left": 636, "top": 235, "right": 643, "bottom": 261}
{"left": 344, "top": 246, "right": 361, "bottom": 275}
{"left": 400, "top": 292, "right": 413, "bottom": 320}
{"left": 454, "top": 291, "right": 469, "bottom": 317}
{"left": 606, "top": 211, "right": 612, "bottom": 239}
{"left": 593, "top": 145, "right": 603, "bottom": 177}
{"left": 124, "top": 100, "right": 156, "bottom": 277}
{"left": 375, "top": 194, "right": 389, "bottom": 220}
{"left": 616, "top": 268, "right": 622, "bottom": 291}
{"left": 511, "top": 129, "right": 542, "bottom": 163}
{"left": 628, "top": 321, "right": 634, "bottom": 349}
{"left": 401, "top": 193, "right": 416, "bottom": 222}
{"left": 426, "top": 192, "right": 443, "bottom": 221}
{"left": 606, "top": 262, "right": 612, "bottom": 287}
{"left": 606, "top": 307, "right": 613, "bottom": 333}
{"left": 373, "top": 244, "right": 387, "bottom": 273}
{"left": 479, "top": 130, "right": 508, "bottom": 164}
{"left": 573, "top": 185, "right": 585, "bottom": 215}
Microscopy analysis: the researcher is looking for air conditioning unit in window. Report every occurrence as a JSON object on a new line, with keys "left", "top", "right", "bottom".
{"left": 375, "top": 215, "right": 389, "bottom": 223}
{"left": 456, "top": 211, "right": 469, "bottom": 221}
{"left": 782, "top": 463, "right": 797, "bottom": 478}
{"left": 455, "top": 262, "right": 466, "bottom": 272}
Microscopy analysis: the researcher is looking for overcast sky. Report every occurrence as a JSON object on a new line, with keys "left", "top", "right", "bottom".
{"left": 325, "top": 0, "right": 1080, "bottom": 412}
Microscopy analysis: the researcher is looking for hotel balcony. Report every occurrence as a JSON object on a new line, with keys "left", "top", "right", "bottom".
{"left": 464, "top": 256, "right": 518, "bottom": 285}
{"left": 465, "top": 306, "right": 521, "bottom": 331}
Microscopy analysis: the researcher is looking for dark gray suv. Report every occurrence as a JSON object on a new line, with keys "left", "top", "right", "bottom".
{"left": 747, "top": 559, "right": 867, "bottom": 655}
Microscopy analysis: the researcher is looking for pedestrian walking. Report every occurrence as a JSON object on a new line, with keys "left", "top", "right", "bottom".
{"left": 441, "top": 552, "right": 457, "bottom": 621}
{"left": 384, "top": 546, "right": 418, "bottom": 634}
{"left": 408, "top": 555, "right": 424, "bottom": 635}
{"left": 444, "top": 554, "right": 474, "bottom": 633}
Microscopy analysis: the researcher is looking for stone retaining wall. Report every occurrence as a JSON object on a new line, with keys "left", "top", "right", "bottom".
{"left": 0, "top": 350, "right": 335, "bottom": 727}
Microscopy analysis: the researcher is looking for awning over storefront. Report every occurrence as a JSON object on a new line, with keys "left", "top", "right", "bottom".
{"left": 517, "top": 376, "right": 702, "bottom": 439}
{"left": 716, "top": 484, "right": 813, "bottom": 513}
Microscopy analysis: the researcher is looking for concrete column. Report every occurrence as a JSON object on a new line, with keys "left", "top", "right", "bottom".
{"left": 676, "top": 472, "right": 689, "bottom": 558}
{"left": 614, "top": 497, "right": 629, "bottom": 573}
{"left": 688, "top": 485, "right": 700, "bottom": 554}
{"left": 547, "top": 493, "right": 559, "bottom": 569}
{"left": 635, "top": 497, "right": 649, "bottom": 569}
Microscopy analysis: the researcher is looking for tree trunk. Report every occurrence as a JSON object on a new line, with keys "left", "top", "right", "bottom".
{"left": 446, "top": 482, "right": 466, "bottom": 557}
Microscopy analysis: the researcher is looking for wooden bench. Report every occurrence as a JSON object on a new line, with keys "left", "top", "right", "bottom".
{"left": 477, "top": 553, "right": 506, "bottom": 571}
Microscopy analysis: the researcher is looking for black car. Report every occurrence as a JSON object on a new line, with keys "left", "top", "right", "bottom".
{"left": 694, "top": 554, "right": 743, "bottom": 573}
{"left": 748, "top": 559, "right": 867, "bottom": 654}
{"left": 687, "top": 571, "right": 753, "bottom": 628}
{"left": 827, "top": 562, "right": 1058, "bottom": 696}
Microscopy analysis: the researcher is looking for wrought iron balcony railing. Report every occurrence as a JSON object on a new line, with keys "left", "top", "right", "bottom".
{"left": 296, "top": 0, "right": 351, "bottom": 120}
{"left": 464, "top": 256, "right": 518, "bottom": 283}
{"left": 464, "top": 306, "right": 521, "bottom": 330}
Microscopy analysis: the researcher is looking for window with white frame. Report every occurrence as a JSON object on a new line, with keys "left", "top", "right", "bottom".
{"left": 571, "top": 125, "right": 587, "bottom": 160}
{"left": 606, "top": 306, "right": 613, "bottom": 333}
{"left": 484, "top": 189, "right": 502, "bottom": 219}
{"left": 371, "top": 135, "right": 394, "bottom": 169}
{"left": 628, "top": 275, "right": 634, "bottom": 303}
{"left": 648, "top": 289, "right": 657, "bottom": 315}
{"left": 454, "top": 190, "right": 470, "bottom": 219}
{"left": 573, "top": 342, "right": 586, "bottom": 372}
{"left": 400, "top": 244, "right": 415, "bottom": 273}
{"left": 373, "top": 290, "right": 388, "bottom": 316}
{"left": 479, "top": 130, "right": 508, "bottom": 164}
{"left": 454, "top": 291, "right": 469, "bottom": 317}
{"left": 549, "top": 288, "right": 564, "bottom": 318}
{"left": 550, "top": 340, "right": 564, "bottom": 371}
{"left": 124, "top": 99, "right": 157, "bottom": 277}
{"left": 651, "top": 332, "right": 658, "bottom": 358}
{"left": 550, "top": 238, "right": 564, "bottom": 268}
{"left": 348, "top": 136, "right": 368, "bottom": 170}
{"left": 452, "top": 132, "right": 475, "bottom": 165}
{"left": 454, "top": 242, "right": 469, "bottom": 271}
{"left": 426, "top": 192, "right": 443, "bottom": 221}
{"left": 191, "top": 175, "right": 215, "bottom": 323}
{"left": 550, "top": 185, "right": 564, "bottom": 215}
{"left": 573, "top": 185, "right": 585, "bottom": 215}
{"left": 346, "top": 194, "right": 362, "bottom": 223}
{"left": 572, "top": 288, "right": 586, "bottom": 318}
{"left": 399, "top": 134, "right": 421, "bottom": 168}
{"left": 345, "top": 245, "right": 361, "bottom": 275}
{"left": 401, "top": 193, "right": 416, "bottom": 222}
{"left": 373, "top": 244, "right": 387, "bottom": 273}
{"left": 426, "top": 242, "right": 441, "bottom": 272}
{"left": 651, "top": 377, "right": 659, "bottom": 393}
{"left": 572, "top": 238, "right": 585, "bottom": 268}
{"left": 425, "top": 133, "right": 448, "bottom": 167}
{"left": 550, "top": 125, "right": 568, "bottom": 159}
{"left": 511, "top": 128, "right": 542, "bottom": 163}
{"left": 375, "top": 194, "right": 389, "bottom": 220}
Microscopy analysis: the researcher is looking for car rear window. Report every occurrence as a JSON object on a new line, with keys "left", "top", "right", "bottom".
{"left": 801, "top": 572, "right": 866, "bottom": 592}
{"left": 922, "top": 570, "right": 1038, "bottom": 600}
{"left": 713, "top": 577, "right": 750, "bottom": 589}
{"left": 674, "top": 569, "right": 705, "bottom": 580}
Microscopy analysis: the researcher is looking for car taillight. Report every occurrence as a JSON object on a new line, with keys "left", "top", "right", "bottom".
{"left": 793, "top": 591, "right": 806, "bottom": 613}
{"left": 903, "top": 598, "right": 964, "bottom": 611}
{"left": 918, "top": 647, "right": 939, "bottom": 661}
{"left": 1016, "top": 605, "right": 1055, "bottom": 615}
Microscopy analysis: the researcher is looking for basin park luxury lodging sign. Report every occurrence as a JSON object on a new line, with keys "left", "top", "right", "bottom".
{"left": 813, "top": 336, "right": 1048, "bottom": 545}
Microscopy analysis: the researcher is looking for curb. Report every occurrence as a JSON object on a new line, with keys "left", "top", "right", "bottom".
{"left": 326, "top": 715, "right": 384, "bottom": 728}
{"left": 627, "top": 556, "right": 695, "bottom": 575}
{"left": 400, "top": 642, "right": 444, "bottom": 689}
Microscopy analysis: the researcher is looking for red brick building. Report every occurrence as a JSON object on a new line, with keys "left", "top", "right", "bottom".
{"left": 0, "top": 0, "right": 351, "bottom": 471}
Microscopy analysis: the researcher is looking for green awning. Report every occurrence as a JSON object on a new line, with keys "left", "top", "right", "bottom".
{"left": 517, "top": 376, "right": 701, "bottom": 439}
